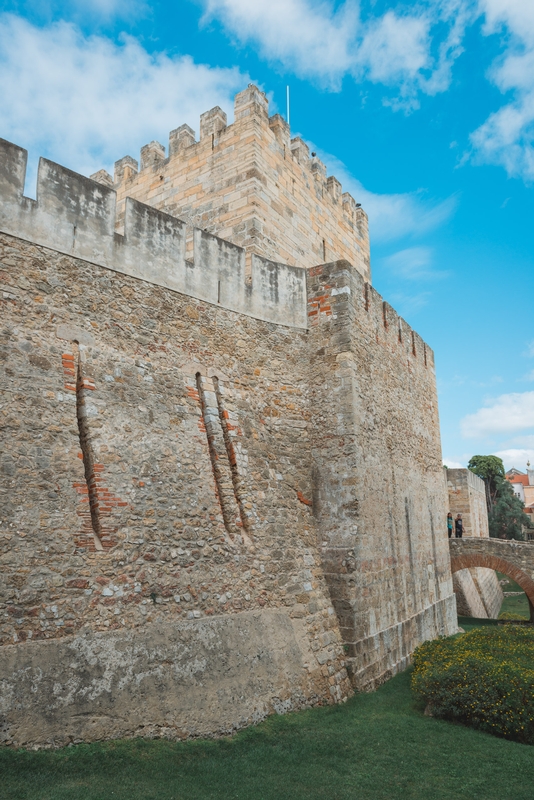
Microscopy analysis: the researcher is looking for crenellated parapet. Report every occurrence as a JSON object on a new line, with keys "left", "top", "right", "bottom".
{"left": 0, "top": 137, "right": 307, "bottom": 328}
{"left": 103, "top": 85, "right": 371, "bottom": 279}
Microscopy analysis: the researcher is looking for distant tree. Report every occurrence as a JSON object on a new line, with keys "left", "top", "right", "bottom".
{"left": 489, "top": 478, "right": 532, "bottom": 540}
{"left": 467, "top": 455, "right": 505, "bottom": 514}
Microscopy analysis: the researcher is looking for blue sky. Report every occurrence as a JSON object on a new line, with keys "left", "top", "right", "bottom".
{"left": 1, "top": 0, "right": 534, "bottom": 471}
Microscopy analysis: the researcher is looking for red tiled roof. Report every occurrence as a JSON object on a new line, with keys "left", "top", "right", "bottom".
{"left": 507, "top": 474, "right": 529, "bottom": 485}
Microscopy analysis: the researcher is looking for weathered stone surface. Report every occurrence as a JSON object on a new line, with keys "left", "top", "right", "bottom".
{"left": 446, "top": 468, "right": 488, "bottom": 537}
{"left": 446, "top": 469, "right": 502, "bottom": 617}
{"left": 307, "top": 261, "right": 457, "bottom": 690}
{"left": 471, "top": 567, "right": 503, "bottom": 618}
{"left": 0, "top": 94, "right": 457, "bottom": 745}
{"left": 453, "top": 569, "right": 488, "bottom": 617}
{"left": 0, "top": 609, "right": 333, "bottom": 748}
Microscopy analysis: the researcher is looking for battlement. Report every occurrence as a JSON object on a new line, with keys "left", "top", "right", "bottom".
{"left": 0, "top": 137, "right": 307, "bottom": 328}
{"left": 98, "top": 85, "right": 371, "bottom": 280}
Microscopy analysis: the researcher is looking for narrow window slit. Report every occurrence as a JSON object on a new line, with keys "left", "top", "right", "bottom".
{"left": 75, "top": 345, "right": 103, "bottom": 551}
{"left": 398, "top": 320, "right": 402, "bottom": 343}
{"left": 364, "top": 282, "right": 370, "bottom": 311}
{"left": 424, "top": 344, "right": 427, "bottom": 367}
{"left": 411, "top": 331, "right": 416, "bottom": 357}
{"left": 382, "top": 301, "right": 388, "bottom": 329}
{"left": 322, "top": 238, "right": 326, "bottom": 261}
{"left": 217, "top": 280, "right": 221, "bottom": 304}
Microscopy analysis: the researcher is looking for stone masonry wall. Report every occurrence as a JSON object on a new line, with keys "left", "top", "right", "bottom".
{"left": 0, "top": 231, "right": 351, "bottom": 747}
{"left": 471, "top": 567, "right": 503, "bottom": 618}
{"left": 0, "top": 137, "right": 457, "bottom": 745}
{"left": 453, "top": 570, "right": 488, "bottom": 617}
{"left": 108, "top": 86, "right": 370, "bottom": 280}
{"left": 446, "top": 468, "right": 501, "bottom": 618}
{"left": 446, "top": 468, "right": 489, "bottom": 537}
{"left": 307, "top": 260, "right": 457, "bottom": 690}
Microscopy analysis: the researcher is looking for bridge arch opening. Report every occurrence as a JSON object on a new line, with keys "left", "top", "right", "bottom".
{"left": 450, "top": 553, "right": 534, "bottom": 622}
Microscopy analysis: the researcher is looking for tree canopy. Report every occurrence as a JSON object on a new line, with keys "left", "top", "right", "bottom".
{"left": 467, "top": 455, "right": 505, "bottom": 513}
{"left": 489, "top": 477, "right": 532, "bottom": 540}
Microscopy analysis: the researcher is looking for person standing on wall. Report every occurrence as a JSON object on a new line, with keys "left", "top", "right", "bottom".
{"left": 455, "top": 514, "right": 464, "bottom": 538}
{"left": 447, "top": 512, "right": 453, "bottom": 538}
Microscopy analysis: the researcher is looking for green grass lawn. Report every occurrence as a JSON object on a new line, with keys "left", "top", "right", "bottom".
{"left": 2, "top": 665, "right": 534, "bottom": 800}
{"left": 500, "top": 592, "right": 530, "bottom": 618}
{"left": 497, "top": 572, "right": 531, "bottom": 619}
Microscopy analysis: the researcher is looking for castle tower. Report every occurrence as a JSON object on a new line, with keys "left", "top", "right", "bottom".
{"left": 96, "top": 85, "right": 370, "bottom": 280}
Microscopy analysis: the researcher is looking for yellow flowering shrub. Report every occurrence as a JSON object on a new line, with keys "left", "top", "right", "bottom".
{"left": 411, "top": 626, "right": 534, "bottom": 744}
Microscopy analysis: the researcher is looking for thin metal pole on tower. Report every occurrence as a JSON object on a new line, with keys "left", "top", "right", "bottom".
{"left": 286, "top": 85, "right": 290, "bottom": 128}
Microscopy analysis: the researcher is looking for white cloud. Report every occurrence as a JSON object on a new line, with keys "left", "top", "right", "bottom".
{"left": 0, "top": 14, "right": 246, "bottom": 180}
{"left": 494, "top": 448, "right": 534, "bottom": 470}
{"left": 382, "top": 246, "right": 448, "bottom": 280}
{"left": 199, "top": 0, "right": 534, "bottom": 178}
{"left": 443, "top": 459, "right": 465, "bottom": 468}
{"left": 201, "top": 0, "right": 471, "bottom": 101}
{"left": 461, "top": 391, "right": 534, "bottom": 437}
{"left": 510, "top": 434, "right": 534, "bottom": 446}
{"left": 471, "top": 0, "right": 534, "bottom": 180}
{"left": 202, "top": 0, "right": 357, "bottom": 88}
{"left": 0, "top": 13, "right": 456, "bottom": 248}
{"left": 481, "top": 0, "right": 534, "bottom": 41}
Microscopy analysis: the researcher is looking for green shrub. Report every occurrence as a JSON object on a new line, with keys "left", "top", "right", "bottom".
{"left": 412, "top": 626, "right": 534, "bottom": 744}
{"left": 499, "top": 611, "right": 528, "bottom": 620}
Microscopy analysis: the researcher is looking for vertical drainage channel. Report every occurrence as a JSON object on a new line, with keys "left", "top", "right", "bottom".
{"left": 75, "top": 345, "right": 103, "bottom": 551}
{"left": 196, "top": 373, "right": 241, "bottom": 538}
{"left": 213, "top": 376, "right": 251, "bottom": 538}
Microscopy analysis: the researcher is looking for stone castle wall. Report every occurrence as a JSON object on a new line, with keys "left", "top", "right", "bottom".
{"left": 0, "top": 133, "right": 456, "bottom": 748}
{"left": 446, "top": 468, "right": 489, "bottom": 537}
{"left": 104, "top": 86, "right": 370, "bottom": 280}
{"left": 0, "top": 229, "right": 351, "bottom": 747}
{"left": 446, "top": 468, "right": 502, "bottom": 618}
{"left": 308, "top": 262, "right": 456, "bottom": 688}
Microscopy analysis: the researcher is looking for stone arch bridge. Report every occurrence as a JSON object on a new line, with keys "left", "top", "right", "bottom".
{"left": 449, "top": 537, "right": 534, "bottom": 621}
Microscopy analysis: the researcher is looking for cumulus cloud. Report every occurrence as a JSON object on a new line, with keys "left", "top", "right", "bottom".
{"left": 0, "top": 13, "right": 457, "bottom": 247}
{"left": 493, "top": 448, "right": 534, "bottom": 470}
{"left": 471, "top": 0, "right": 534, "bottom": 180}
{"left": 0, "top": 14, "right": 246, "bottom": 181}
{"left": 199, "top": 0, "right": 534, "bottom": 179}
{"left": 461, "top": 391, "right": 534, "bottom": 438}
{"left": 202, "top": 0, "right": 357, "bottom": 87}
{"left": 201, "top": 0, "right": 471, "bottom": 102}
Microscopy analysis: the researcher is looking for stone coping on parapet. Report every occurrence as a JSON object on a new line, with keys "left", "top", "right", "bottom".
{"left": 446, "top": 467, "right": 486, "bottom": 494}
{"left": 0, "top": 137, "right": 307, "bottom": 329}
